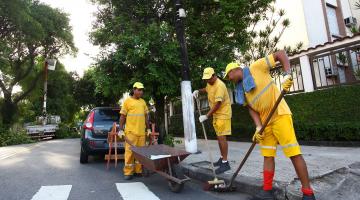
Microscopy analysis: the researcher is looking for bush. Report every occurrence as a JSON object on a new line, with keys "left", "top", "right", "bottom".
{"left": 169, "top": 85, "right": 360, "bottom": 142}
{"left": 0, "top": 128, "right": 34, "bottom": 147}
{"left": 55, "top": 124, "right": 80, "bottom": 139}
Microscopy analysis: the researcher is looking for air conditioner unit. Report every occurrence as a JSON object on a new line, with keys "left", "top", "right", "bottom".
{"left": 325, "top": 68, "right": 337, "bottom": 77}
{"left": 344, "top": 17, "right": 357, "bottom": 27}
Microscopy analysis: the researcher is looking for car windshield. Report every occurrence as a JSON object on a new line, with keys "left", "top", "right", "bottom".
{"left": 94, "top": 109, "right": 120, "bottom": 122}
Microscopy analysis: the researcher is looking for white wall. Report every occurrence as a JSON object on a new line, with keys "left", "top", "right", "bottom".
{"left": 340, "top": 0, "right": 355, "bottom": 36}
{"left": 274, "top": 0, "right": 310, "bottom": 49}
{"left": 302, "top": 0, "right": 330, "bottom": 47}
{"left": 350, "top": 0, "right": 360, "bottom": 20}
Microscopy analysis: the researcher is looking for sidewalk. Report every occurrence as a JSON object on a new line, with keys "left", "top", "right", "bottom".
{"left": 175, "top": 138, "right": 360, "bottom": 200}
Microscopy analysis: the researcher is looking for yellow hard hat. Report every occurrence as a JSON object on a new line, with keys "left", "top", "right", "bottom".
{"left": 223, "top": 62, "right": 240, "bottom": 79}
{"left": 133, "top": 82, "right": 144, "bottom": 89}
{"left": 202, "top": 67, "right": 215, "bottom": 80}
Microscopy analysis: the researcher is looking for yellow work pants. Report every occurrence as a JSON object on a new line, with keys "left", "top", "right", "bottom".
{"left": 123, "top": 134, "right": 146, "bottom": 175}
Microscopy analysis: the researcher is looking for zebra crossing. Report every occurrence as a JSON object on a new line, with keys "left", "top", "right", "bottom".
{"left": 30, "top": 182, "right": 160, "bottom": 200}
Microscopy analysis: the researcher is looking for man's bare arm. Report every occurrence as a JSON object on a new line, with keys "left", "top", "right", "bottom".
{"left": 273, "top": 50, "right": 291, "bottom": 73}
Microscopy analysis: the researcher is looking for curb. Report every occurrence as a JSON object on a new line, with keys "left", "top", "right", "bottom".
{"left": 180, "top": 163, "right": 294, "bottom": 200}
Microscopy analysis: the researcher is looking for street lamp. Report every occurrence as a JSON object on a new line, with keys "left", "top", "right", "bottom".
{"left": 174, "top": 0, "right": 197, "bottom": 153}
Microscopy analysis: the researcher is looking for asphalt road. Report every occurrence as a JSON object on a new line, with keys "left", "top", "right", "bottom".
{"left": 0, "top": 139, "right": 253, "bottom": 200}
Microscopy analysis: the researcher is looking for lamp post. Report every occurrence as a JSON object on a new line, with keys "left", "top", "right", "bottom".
{"left": 174, "top": 0, "right": 197, "bottom": 153}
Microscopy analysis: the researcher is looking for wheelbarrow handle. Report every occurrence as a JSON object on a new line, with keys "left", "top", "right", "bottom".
{"left": 123, "top": 135, "right": 136, "bottom": 147}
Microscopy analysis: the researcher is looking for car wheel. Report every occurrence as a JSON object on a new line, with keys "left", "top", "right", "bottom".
{"left": 80, "top": 147, "right": 88, "bottom": 164}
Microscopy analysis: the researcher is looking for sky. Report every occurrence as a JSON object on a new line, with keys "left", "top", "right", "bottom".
{"left": 40, "top": 0, "right": 100, "bottom": 77}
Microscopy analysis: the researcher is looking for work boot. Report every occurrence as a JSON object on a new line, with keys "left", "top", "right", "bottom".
{"left": 302, "top": 194, "right": 316, "bottom": 200}
{"left": 215, "top": 161, "right": 230, "bottom": 174}
{"left": 123, "top": 175, "right": 133, "bottom": 180}
{"left": 213, "top": 157, "right": 222, "bottom": 167}
{"left": 251, "top": 189, "right": 275, "bottom": 200}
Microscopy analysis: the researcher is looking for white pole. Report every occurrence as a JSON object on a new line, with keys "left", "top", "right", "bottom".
{"left": 181, "top": 81, "right": 197, "bottom": 153}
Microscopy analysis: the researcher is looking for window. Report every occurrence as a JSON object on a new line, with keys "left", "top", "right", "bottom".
{"left": 326, "top": 5, "right": 340, "bottom": 38}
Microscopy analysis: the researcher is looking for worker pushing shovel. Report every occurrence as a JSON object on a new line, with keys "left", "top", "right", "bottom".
{"left": 118, "top": 82, "right": 152, "bottom": 180}
{"left": 193, "top": 67, "right": 232, "bottom": 175}
{"left": 223, "top": 50, "right": 316, "bottom": 200}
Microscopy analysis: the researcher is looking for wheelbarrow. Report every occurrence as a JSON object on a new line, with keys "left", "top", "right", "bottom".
{"left": 124, "top": 136, "right": 191, "bottom": 193}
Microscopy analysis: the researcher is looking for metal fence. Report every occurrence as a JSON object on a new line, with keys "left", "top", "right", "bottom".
{"left": 272, "top": 58, "right": 305, "bottom": 93}
{"left": 310, "top": 45, "right": 360, "bottom": 89}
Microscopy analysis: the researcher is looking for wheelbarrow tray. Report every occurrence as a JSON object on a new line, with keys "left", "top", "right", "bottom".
{"left": 131, "top": 144, "right": 190, "bottom": 171}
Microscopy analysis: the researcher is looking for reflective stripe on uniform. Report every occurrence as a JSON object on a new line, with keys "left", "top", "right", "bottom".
{"left": 249, "top": 81, "right": 274, "bottom": 106}
{"left": 260, "top": 145, "right": 277, "bottom": 150}
{"left": 135, "top": 161, "right": 140, "bottom": 164}
{"left": 265, "top": 55, "right": 273, "bottom": 69}
{"left": 125, "top": 164, "right": 134, "bottom": 167}
{"left": 127, "top": 113, "right": 145, "bottom": 117}
{"left": 282, "top": 143, "right": 299, "bottom": 149}
{"left": 217, "top": 130, "right": 231, "bottom": 135}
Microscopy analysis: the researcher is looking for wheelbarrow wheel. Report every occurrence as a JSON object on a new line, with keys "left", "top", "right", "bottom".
{"left": 167, "top": 164, "right": 185, "bottom": 193}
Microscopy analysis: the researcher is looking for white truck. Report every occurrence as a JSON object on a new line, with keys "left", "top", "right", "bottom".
{"left": 25, "top": 115, "right": 61, "bottom": 139}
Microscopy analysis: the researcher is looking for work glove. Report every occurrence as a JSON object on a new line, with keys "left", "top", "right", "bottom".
{"left": 252, "top": 126, "right": 264, "bottom": 143}
{"left": 199, "top": 115, "right": 208, "bottom": 123}
{"left": 147, "top": 129, "right": 152, "bottom": 137}
{"left": 192, "top": 90, "right": 199, "bottom": 99}
{"left": 117, "top": 129, "right": 124, "bottom": 139}
{"left": 281, "top": 74, "right": 294, "bottom": 92}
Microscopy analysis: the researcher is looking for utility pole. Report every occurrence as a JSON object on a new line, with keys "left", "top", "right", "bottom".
{"left": 174, "top": 0, "right": 197, "bottom": 153}
{"left": 42, "top": 59, "right": 57, "bottom": 125}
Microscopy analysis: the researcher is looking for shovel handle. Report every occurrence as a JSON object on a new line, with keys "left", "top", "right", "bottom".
{"left": 227, "top": 90, "right": 287, "bottom": 188}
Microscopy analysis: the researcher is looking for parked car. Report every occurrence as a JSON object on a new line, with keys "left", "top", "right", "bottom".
{"left": 80, "top": 107, "right": 124, "bottom": 163}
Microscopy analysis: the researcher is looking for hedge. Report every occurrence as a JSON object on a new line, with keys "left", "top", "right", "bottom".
{"left": 169, "top": 84, "right": 360, "bottom": 141}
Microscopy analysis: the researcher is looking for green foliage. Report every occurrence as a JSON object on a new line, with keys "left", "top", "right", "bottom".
{"left": 23, "top": 62, "right": 80, "bottom": 124}
{"left": 0, "top": 128, "right": 34, "bottom": 147}
{"left": 0, "top": 0, "right": 76, "bottom": 126}
{"left": 169, "top": 85, "right": 360, "bottom": 141}
{"left": 55, "top": 124, "right": 80, "bottom": 139}
{"left": 163, "top": 133, "right": 182, "bottom": 147}
{"left": 74, "top": 69, "right": 117, "bottom": 108}
{"left": 239, "top": 4, "right": 303, "bottom": 63}
{"left": 90, "top": 0, "right": 273, "bottom": 116}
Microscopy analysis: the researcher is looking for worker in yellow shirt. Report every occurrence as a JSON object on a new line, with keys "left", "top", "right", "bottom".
{"left": 223, "top": 50, "right": 315, "bottom": 200}
{"left": 193, "top": 67, "right": 232, "bottom": 174}
{"left": 118, "top": 82, "right": 151, "bottom": 180}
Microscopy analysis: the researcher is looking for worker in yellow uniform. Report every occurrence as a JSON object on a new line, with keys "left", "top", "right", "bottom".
{"left": 193, "top": 67, "right": 232, "bottom": 174}
{"left": 223, "top": 51, "right": 315, "bottom": 200}
{"left": 118, "top": 82, "right": 151, "bottom": 180}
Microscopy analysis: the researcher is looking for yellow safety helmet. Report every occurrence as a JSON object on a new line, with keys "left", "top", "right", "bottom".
{"left": 202, "top": 67, "right": 215, "bottom": 80}
{"left": 223, "top": 62, "right": 240, "bottom": 79}
{"left": 133, "top": 82, "right": 144, "bottom": 89}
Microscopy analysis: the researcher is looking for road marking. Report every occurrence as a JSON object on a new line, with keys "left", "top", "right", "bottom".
{"left": 0, "top": 143, "right": 39, "bottom": 160}
{"left": 116, "top": 182, "right": 160, "bottom": 200}
{"left": 31, "top": 185, "right": 72, "bottom": 200}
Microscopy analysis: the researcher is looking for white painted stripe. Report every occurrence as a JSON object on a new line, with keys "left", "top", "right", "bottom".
{"left": 31, "top": 185, "right": 72, "bottom": 200}
{"left": 0, "top": 144, "right": 38, "bottom": 160}
{"left": 116, "top": 182, "right": 160, "bottom": 200}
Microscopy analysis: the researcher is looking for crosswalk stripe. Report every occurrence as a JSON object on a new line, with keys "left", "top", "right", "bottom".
{"left": 0, "top": 144, "right": 38, "bottom": 160}
{"left": 116, "top": 182, "right": 160, "bottom": 200}
{"left": 31, "top": 185, "right": 72, "bottom": 200}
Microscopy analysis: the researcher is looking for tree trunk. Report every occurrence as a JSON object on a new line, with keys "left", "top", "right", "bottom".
{"left": 1, "top": 96, "right": 18, "bottom": 129}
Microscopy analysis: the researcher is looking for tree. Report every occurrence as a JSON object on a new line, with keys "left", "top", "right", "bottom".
{"left": 238, "top": 5, "right": 303, "bottom": 64}
{"left": 74, "top": 69, "right": 117, "bottom": 108}
{"left": 0, "top": 0, "right": 76, "bottom": 127}
{"left": 90, "top": 0, "right": 273, "bottom": 134}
